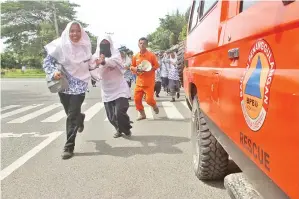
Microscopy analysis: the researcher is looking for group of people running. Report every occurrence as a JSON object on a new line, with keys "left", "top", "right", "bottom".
{"left": 42, "top": 21, "right": 181, "bottom": 160}
{"left": 93, "top": 46, "right": 181, "bottom": 103}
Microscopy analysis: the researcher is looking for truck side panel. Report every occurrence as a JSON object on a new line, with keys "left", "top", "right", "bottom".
{"left": 219, "top": 1, "right": 299, "bottom": 198}
{"left": 185, "top": 2, "right": 224, "bottom": 126}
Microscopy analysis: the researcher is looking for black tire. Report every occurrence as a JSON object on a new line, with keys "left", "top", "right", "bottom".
{"left": 176, "top": 41, "right": 186, "bottom": 85}
{"left": 191, "top": 94, "right": 229, "bottom": 180}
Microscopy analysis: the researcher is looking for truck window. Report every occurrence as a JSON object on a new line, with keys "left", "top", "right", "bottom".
{"left": 189, "top": 0, "right": 201, "bottom": 32}
{"left": 200, "top": 0, "right": 218, "bottom": 16}
{"left": 188, "top": 0, "right": 218, "bottom": 33}
{"left": 240, "top": 0, "right": 258, "bottom": 12}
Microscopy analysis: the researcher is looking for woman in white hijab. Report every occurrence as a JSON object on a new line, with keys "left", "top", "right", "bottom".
{"left": 120, "top": 51, "right": 133, "bottom": 92}
{"left": 42, "top": 21, "right": 92, "bottom": 159}
{"left": 161, "top": 52, "right": 170, "bottom": 94}
{"left": 167, "top": 51, "right": 180, "bottom": 102}
{"left": 89, "top": 34, "right": 132, "bottom": 138}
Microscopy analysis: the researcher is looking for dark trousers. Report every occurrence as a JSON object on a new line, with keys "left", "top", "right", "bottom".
{"left": 168, "top": 79, "right": 180, "bottom": 97}
{"left": 161, "top": 77, "right": 169, "bottom": 92}
{"left": 91, "top": 79, "right": 96, "bottom": 86}
{"left": 104, "top": 97, "right": 132, "bottom": 134}
{"left": 154, "top": 81, "right": 161, "bottom": 95}
{"left": 59, "top": 92, "right": 85, "bottom": 150}
{"left": 127, "top": 80, "right": 132, "bottom": 88}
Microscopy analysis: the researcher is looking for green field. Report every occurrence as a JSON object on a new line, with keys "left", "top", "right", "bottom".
{"left": 1, "top": 69, "right": 46, "bottom": 78}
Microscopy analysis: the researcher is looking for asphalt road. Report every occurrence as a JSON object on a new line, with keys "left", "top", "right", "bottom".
{"left": 1, "top": 78, "right": 231, "bottom": 199}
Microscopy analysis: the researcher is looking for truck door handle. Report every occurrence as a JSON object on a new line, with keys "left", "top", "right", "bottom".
{"left": 228, "top": 48, "right": 239, "bottom": 59}
{"left": 184, "top": 60, "right": 188, "bottom": 68}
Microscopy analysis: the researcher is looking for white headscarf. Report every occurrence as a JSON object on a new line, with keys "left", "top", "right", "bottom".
{"left": 91, "top": 33, "right": 122, "bottom": 64}
{"left": 89, "top": 33, "right": 125, "bottom": 80}
{"left": 44, "top": 21, "right": 92, "bottom": 82}
{"left": 122, "top": 54, "right": 131, "bottom": 67}
{"left": 169, "top": 52, "right": 177, "bottom": 64}
{"left": 90, "top": 34, "right": 130, "bottom": 102}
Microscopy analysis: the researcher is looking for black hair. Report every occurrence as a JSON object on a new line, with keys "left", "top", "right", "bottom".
{"left": 139, "top": 37, "right": 148, "bottom": 44}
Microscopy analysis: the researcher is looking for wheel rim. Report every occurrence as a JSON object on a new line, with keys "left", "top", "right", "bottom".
{"left": 192, "top": 109, "right": 200, "bottom": 172}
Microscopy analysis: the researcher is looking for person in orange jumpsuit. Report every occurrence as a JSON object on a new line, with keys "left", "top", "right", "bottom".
{"left": 130, "top": 37, "right": 160, "bottom": 120}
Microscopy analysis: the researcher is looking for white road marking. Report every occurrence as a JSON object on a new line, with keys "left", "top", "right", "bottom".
{"left": 41, "top": 103, "right": 86, "bottom": 123}
{"left": 144, "top": 107, "right": 154, "bottom": 119}
{"left": 8, "top": 103, "right": 61, "bottom": 123}
{"left": 181, "top": 101, "right": 189, "bottom": 109}
{"left": 0, "top": 132, "right": 55, "bottom": 138}
{"left": 1, "top": 104, "right": 44, "bottom": 119}
{"left": 84, "top": 102, "right": 104, "bottom": 121}
{"left": 41, "top": 110, "right": 65, "bottom": 123}
{"left": 1, "top": 105, "right": 21, "bottom": 112}
{"left": 0, "top": 131, "right": 64, "bottom": 181}
{"left": 1, "top": 133, "right": 23, "bottom": 138}
{"left": 161, "top": 102, "right": 184, "bottom": 119}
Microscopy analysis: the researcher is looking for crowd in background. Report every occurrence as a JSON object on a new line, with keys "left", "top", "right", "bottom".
{"left": 114, "top": 49, "right": 181, "bottom": 103}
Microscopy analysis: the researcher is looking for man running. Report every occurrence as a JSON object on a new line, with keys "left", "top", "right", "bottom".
{"left": 130, "top": 37, "right": 159, "bottom": 121}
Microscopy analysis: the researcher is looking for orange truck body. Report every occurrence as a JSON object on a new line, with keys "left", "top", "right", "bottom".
{"left": 183, "top": 1, "right": 299, "bottom": 198}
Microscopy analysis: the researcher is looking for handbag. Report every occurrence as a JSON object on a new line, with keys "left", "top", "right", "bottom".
{"left": 47, "top": 61, "right": 69, "bottom": 93}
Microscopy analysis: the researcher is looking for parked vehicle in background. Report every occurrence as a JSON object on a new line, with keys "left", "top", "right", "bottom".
{"left": 177, "top": 0, "right": 299, "bottom": 198}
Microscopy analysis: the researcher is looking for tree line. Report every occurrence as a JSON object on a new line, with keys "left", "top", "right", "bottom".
{"left": 1, "top": 1, "right": 133, "bottom": 69}
{"left": 1, "top": 1, "right": 189, "bottom": 69}
{"left": 147, "top": 8, "right": 190, "bottom": 52}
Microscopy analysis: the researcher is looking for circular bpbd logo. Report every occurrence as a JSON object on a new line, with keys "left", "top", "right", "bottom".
{"left": 240, "top": 39, "right": 276, "bottom": 131}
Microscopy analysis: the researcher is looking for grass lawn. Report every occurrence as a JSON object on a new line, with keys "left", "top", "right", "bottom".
{"left": 1, "top": 69, "right": 46, "bottom": 78}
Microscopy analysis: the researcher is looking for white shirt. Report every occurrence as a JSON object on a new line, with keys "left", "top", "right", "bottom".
{"left": 90, "top": 58, "right": 131, "bottom": 102}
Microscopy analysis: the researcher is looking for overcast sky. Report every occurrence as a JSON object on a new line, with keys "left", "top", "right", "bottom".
{"left": 70, "top": 0, "right": 190, "bottom": 53}
{"left": 0, "top": 0, "right": 190, "bottom": 53}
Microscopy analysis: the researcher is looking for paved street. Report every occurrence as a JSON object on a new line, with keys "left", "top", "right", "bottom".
{"left": 1, "top": 78, "right": 230, "bottom": 199}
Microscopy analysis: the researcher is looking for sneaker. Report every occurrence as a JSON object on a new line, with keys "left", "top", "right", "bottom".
{"left": 113, "top": 131, "right": 122, "bottom": 138}
{"left": 61, "top": 148, "right": 74, "bottom": 160}
{"left": 124, "top": 130, "right": 132, "bottom": 137}
{"left": 156, "top": 94, "right": 160, "bottom": 98}
{"left": 137, "top": 110, "right": 146, "bottom": 121}
{"left": 153, "top": 105, "right": 159, "bottom": 114}
{"left": 170, "top": 98, "right": 175, "bottom": 102}
{"left": 78, "top": 113, "right": 85, "bottom": 133}
{"left": 176, "top": 92, "right": 180, "bottom": 99}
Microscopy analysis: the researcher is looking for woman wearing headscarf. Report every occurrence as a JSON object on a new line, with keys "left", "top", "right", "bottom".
{"left": 89, "top": 34, "right": 132, "bottom": 138}
{"left": 167, "top": 51, "right": 180, "bottom": 102}
{"left": 154, "top": 52, "right": 162, "bottom": 97}
{"left": 43, "top": 21, "right": 92, "bottom": 159}
{"left": 161, "top": 52, "right": 169, "bottom": 94}
{"left": 120, "top": 51, "right": 133, "bottom": 100}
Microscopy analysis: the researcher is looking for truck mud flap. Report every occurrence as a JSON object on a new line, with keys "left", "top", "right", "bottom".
{"left": 224, "top": 173, "right": 263, "bottom": 199}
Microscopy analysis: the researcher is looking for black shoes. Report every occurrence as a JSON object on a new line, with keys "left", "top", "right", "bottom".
{"left": 113, "top": 130, "right": 132, "bottom": 138}
{"left": 124, "top": 130, "right": 132, "bottom": 137}
{"left": 113, "top": 131, "right": 122, "bottom": 138}
{"left": 62, "top": 148, "right": 74, "bottom": 159}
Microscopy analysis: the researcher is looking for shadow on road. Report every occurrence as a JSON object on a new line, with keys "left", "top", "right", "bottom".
{"left": 75, "top": 135, "right": 190, "bottom": 158}
{"left": 145, "top": 117, "right": 190, "bottom": 122}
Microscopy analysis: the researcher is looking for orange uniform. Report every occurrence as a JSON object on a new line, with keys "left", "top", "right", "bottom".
{"left": 131, "top": 50, "right": 159, "bottom": 111}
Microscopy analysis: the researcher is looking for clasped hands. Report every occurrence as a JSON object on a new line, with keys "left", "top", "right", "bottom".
{"left": 95, "top": 54, "right": 106, "bottom": 66}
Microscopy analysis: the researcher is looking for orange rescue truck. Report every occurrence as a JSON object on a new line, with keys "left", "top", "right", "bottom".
{"left": 177, "top": 1, "right": 299, "bottom": 199}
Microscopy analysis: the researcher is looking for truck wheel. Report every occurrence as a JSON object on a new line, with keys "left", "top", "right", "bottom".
{"left": 191, "top": 94, "right": 229, "bottom": 180}
{"left": 177, "top": 41, "right": 186, "bottom": 85}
